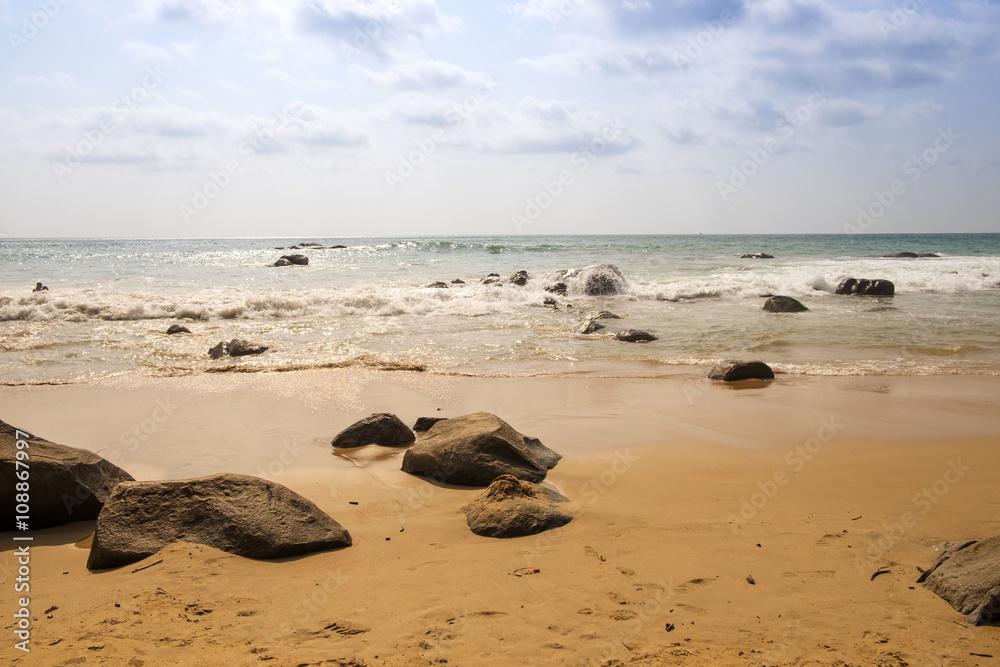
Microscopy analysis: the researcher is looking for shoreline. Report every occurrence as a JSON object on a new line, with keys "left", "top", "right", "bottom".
{"left": 2, "top": 370, "right": 999, "bottom": 665}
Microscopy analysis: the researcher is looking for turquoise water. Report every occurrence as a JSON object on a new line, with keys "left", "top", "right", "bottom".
{"left": 1, "top": 234, "right": 998, "bottom": 383}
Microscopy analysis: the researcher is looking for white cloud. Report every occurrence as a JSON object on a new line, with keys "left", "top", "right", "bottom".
{"left": 351, "top": 60, "right": 490, "bottom": 91}
{"left": 13, "top": 72, "right": 82, "bottom": 90}
{"left": 260, "top": 68, "right": 341, "bottom": 89}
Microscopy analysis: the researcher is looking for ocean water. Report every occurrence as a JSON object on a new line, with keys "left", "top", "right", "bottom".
{"left": 1, "top": 234, "right": 998, "bottom": 384}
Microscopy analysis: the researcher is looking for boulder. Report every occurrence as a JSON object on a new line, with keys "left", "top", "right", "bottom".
{"left": 427, "top": 281, "right": 449, "bottom": 288}
{"left": 586, "top": 310, "right": 620, "bottom": 320}
{"left": 482, "top": 273, "right": 501, "bottom": 285}
{"left": 412, "top": 417, "right": 448, "bottom": 434}
{"left": 1, "top": 419, "right": 134, "bottom": 529}
{"left": 208, "top": 341, "right": 228, "bottom": 359}
{"left": 332, "top": 413, "right": 415, "bottom": 448}
{"left": 763, "top": 296, "right": 809, "bottom": 313}
{"left": 836, "top": 278, "right": 894, "bottom": 296}
{"left": 401, "top": 412, "right": 561, "bottom": 486}
{"left": 509, "top": 270, "right": 529, "bottom": 286}
{"left": 708, "top": 360, "right": 775, "bottom": 381}
{"left": 741, "top": 253, "right": 774, "bottom": 259}
{"left": 567, "top": 264, "right": 628, "bottom": 296}
{"left": 280, "top": 254, "right": 308, "bottom": 266}
{"left": 614, "top": 329, "right": 657, "bottom": 343}
{"left": 543, "top": 297, "right": 557, "bottom": 307}
{"left": 293, "top": 243, "right": 324, "bottom": 248}
{"left": 544, "top": 282, "right": 568, "bottom": 296}
{"left": 227, "top": 339, "right": 268, "bottom": 356}
{"left": 918, "top": 537, "right": 1000, "bottom": 625}
{"left": 451, "top": 279, "right": 465, "bottom": 284}
{"left": 272, "top": 258, "right": 293, "bottom": 267}
{"left": 577, "top": 319, "right": 605, "bottom": 335}
{"left": 166, "top": 324, "right": 191, "bottom": 334}
{"left": 881, "top": 252, "right": 938, "bottom": 258}
{"left": 86, "top": 473, "right": 352, "bottom": 570}
{"left": 463, "top": 475, "right": 572, "bottom": 538}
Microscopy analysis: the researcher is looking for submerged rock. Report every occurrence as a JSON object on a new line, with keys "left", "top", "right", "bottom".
{"left": 463, "top": 474, "right": 572, "bottom": 538}
{"left": 763, "top": 296, "right": 809, "bottom": 312}
{"left": 708, "top": 360, "right": 775, "bottom": 381}
{"left": 741, "top": 253, "right": 774, "bottom": 259}
{"left": 332, "top": 413, "right": 415, "bottom": 448}
{"left": 273, "top": 258, "right": 292, "bottom": 267}
{"left": 614, "top": 329, "right": 657, "bottom": 343}
{"left": 577, "top": 319, "right": 605, "bottom": 335}
{"left": 586, "top": 310, "right": 620, "bottom": 320}
{"left": 401, "top": 412, "right": 561, "bottom": 486}
{"left": 918, "top": 537, "right": 1000, "bottom": 625}
{"left": 882, "top": 252, "right": 940, "bottom": 258}
{"left": 1, "top": 418, "right": 135, "bottom": 529}
{"left": 482, "top": 273, "right": 501, "bottom": 285}
{"left": 544, "top": 282, "right": 568, "bottom": 296}
{"left": 427, "top": 281, "right": 449, "bottom": 288}
{"left": 166, "top": 324, "right": 191, "bottom": 334}
{"left": 208, "top": 341, "right": 228, "bottom": 359}
{"left": 227, "top": 339, "right": 268, "bottom": 356}
{"left": 278, "top": 254, "right": 309, "bottom": 266}
{"left": 566, "top": 264, "right": 628, "bottom": 296}
{"left": 87, "top": 473, "right": 352, "bottom": 569}
{"left": 836, "top": 278, "right": 895, "bottom": 296}
{"left": 509, "top": 270, "right": 529, "bottom": 286}
{"left": 451, "top": 278, "right": 465, "bottom": 284}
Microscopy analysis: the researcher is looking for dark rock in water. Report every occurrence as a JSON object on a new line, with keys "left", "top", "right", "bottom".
{"left": 227, "top": 339, "right": 268, "bottom": 356}
{"left": 166, "top": 324, "right": 191, "bottom": 334}
{"left": 413, "top": 417, "right": 448, "bottom": 434}
{"left": 427, "top": 281, "right": 449, "bottom": 288}
{"left": 543, "top": 297, "right": 557, "bottom": 307}
{"left": 280, "top": 254, "right": 309, "bottom": 266}
{"left": 586, "top": 310, "right": 620, "bottom": 320}
{"left": 509, "top": 270, "right": 529, "bottom": 286}
{"left": 401, "top": 412, "right": 561, "bottom": 486}
{"left": 86, "top": 473, "right": 352, "bottom": 570}
{"left": 332, "top": 413, "right": 415, "bottom": 448}
{"left": 918, "top": 537, "right": 1000, "bottom": 626}
{"left": 741, "top": 253, "right": 774, "bottom": 259}
{"left": 918, "top": 253, "right": 940, "bottom": 258}
{"left": 208, "top": 341, "right": 228, "bottom": 359}
{"left": 463, "top": 474, "right": 572, "bottom": 538}
{"left": 708, "top": 360, "right": 774, "bottom": 381}
{"left": 836, "top": 278, "right": 895, "bottom": 296}
{"left": 544, "top": 282, "right": 568, "bottom": 296}
{"left": 328, "top": 244, "right": 347, "bottom": 249}
{"left": 1, "top": 419, "right": 135, "bottom": 529}
{"left": 274, "top": 247, "right": 286, "bottom": 250}
{"left": 567, "top": 264, "right": 628, "bottom": 296}
{"left": 273, "top": 258, "right": 293, "bottom": 267}
{"left": 867, "top": 305, "right": 898, "bottom": 312}
{"left": 451, "top": 279, "right": 465, "bottom": 284}
{"left": 883, "top": 251, "right": 919, "bottom": 258}
{"left": 763, "top": 296, "right": 809, "bottom": 313}
{"left": 294, "top": 242, "right": 324, "bottom": 248}
{"left": 577, "top": 319, "right": 605, "bottom": 335}
{"left": 482, "top": 273, "right": 501, "bottom": 285}
{"left": 614, "top": 329, "right": 657, "bottom": 343}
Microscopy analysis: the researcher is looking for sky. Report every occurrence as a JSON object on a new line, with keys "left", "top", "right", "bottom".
{"left": 0, "top": 0, "right": 998, "bottom": 238}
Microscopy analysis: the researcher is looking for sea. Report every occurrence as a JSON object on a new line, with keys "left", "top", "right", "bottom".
{"left": 1, "top": 234, "right": 998, "bottom": 385}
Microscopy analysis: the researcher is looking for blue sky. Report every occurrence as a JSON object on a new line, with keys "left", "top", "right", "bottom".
{"left": 1, "top": 0, "right": 998, "bottom": 237}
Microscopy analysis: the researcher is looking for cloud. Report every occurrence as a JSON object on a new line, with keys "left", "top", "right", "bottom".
{"left": 815, "top": 98, "right": 883, "bottom": 127}
{"left": 13, "top": 72, "right": 82, "bottom": 89}
{"left": 129, "top": 104, "right": 235, "bottom": 137}
{"left": 351, "top": 60, "right": 489, "bottom": 91}
{"left": 214, "top": 78, "right": 252, "bottom": 94}
{"left": 260, "top": 67, "right": 341, "bottom": 89}
{"left": 120, "top": 38, "right": 197, "bottom": 61}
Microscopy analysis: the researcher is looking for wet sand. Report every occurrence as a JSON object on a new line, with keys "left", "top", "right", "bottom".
{"left": 2, "top": 370, "right": 999, "bottom": 665}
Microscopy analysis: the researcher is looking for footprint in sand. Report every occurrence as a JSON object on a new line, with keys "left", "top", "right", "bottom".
{"left": 674, "top": 603, "right": 708, "bottom": 616}
{"left": 675, "top": 577, "right": 718, "bottom": 593}
{"left": 816, "top": 533, "right": 844, "bottom": 546}
{"left": 610, "top": 610, "right": 638, "bottom": 621}
{"left": 783, "top": 570, "right": 836, "bottom": 581}
{"left": 322, "top": 621, "right": 370, "bottom": 636}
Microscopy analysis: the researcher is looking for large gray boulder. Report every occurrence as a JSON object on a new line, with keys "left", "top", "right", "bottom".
{"left": 1, "top": 419, "right": 134, "bottom": 529}
{"left": 614, "top": 329, "right": 657, "bottom": 343}
{"left": 401, "top": 413, "right": 561, "bottom": 486}
{"left": 463, "top": 474, "right": 572, "bottom": 538}
{"left": 836, "top": 278, "right": 894, "bottom": 296}
{"left": 87, "top": 473, "right": 352, "bottom": 570}
{"left": 918, "top": 537, "right": 1000, "bottom": 626}
{"left": 763, "top": 296, "right": 808, "bottom": 312}
{"left": 332, "top": 413, "right": 415, "bottom": 448}
{"left": 708, "top": 360, "right": 774, "bottom": 381}
{"left": 566, "top": 264, "right": 628, "bottom": 296}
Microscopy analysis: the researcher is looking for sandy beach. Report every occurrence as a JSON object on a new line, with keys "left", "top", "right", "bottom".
{"left": 2, "top": 369, "right": 999, "bottom": 666}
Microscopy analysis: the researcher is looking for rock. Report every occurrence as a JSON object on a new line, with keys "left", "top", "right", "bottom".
{"left": 614, "top": 329, "right": 657, "bottom": 343}
{"left": 272, "top": 258, "right": 293, "bottom": 267}
{"left": 708, "top": 360, "right": 775, "bottom": 381}
{"left": 577, "top": 319, "right": 605, "bottom": 335}
{"left": 427, "top": 281, "right": 449, "bottom": 288}
{"left": 1, "top": 418, "right": 134, "bottom": 529}
{"left": 280, "top": 254, "right": 309, "bottom": 266}
{"left": 881, "top": 252, "right": 938, "bottom": 258}
{"left": 918, "top": 537, "right": 1000, "bottom": 626}
{"left": 482, "top": 273, "right": 501, "bottom": 285}
{"left": 401, "top": 412, "right": 562, "bottom": 486}
{"left": 294, "top": 243, "right": 324, "bottom": 248}
{"left": 918, "top": 253, "right": 940, "bottom": 258}
{"left": 509, "top": 270, "right": 529, "bottom": 286}
{"left": 273, "top": 247, "right": 286, "bottom": 250}
{"left": 741, "top": 253, "right": 774, "bottom": 259}
{"left": 208, "top": 342, "right": 228, "bottom": 359}
{"left": 544, "top": 282, "right": 568, "bottom": 296}
{"left": 166, "top": 324, "right": 191, "bottom": 334}
{"left": 332, "top": 413, "right": 415, "bottom": 448}
{"left": 567, "top": 264, "right": 628, "bottom": 296}
{"left": 586, "top": 310, "right": 620, "bottom": 320}
{"left": 327, "top": 244, "right": 347, "bottom": 249}
{"left": 463, "top": 475, "right": 572, "bottom": 538}
{"left": 836, "top": 278, "right": 895, "bottom": 296}
{"left": 86, "top": 473, "right": 352, "bottom": 570}
{"left": 451, "top": 279, "right": 465, "bottom": 284}
{"left": 413, "top": 417, "right": 448, "bottom": 434}
{"left": 543, "top": 297, "right": 557, "bottom": 307}
{"left": 227, "top": 339, "right": 268, "bottom": 356}
{"left": 763, "top": 296, "right": 809, "bottom": 312}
